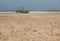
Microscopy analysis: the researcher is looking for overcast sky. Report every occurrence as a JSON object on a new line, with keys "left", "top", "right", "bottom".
{"left": 0, "top": 0, "right": 60, "bottom": 10}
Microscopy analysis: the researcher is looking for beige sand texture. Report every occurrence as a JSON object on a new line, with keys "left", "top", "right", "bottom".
{"left": 0, "top": 13, "right": 60, "bottom": 41}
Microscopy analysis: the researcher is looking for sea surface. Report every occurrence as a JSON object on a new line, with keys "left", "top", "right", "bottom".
{"left": 0, "top": 11, "right": 60, "bottom": 14}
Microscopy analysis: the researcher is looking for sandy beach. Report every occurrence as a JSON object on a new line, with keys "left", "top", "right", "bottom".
{"left": 0, "top": 13, "right": 60, "bottom": 41}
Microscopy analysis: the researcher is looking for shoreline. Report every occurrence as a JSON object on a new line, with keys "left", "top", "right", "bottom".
{"left": 0, "top": 11, "right": 60, "bottom": 14}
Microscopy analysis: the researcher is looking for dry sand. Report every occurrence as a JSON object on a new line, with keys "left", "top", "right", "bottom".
{"left": 0, "top": 13, "right": 60, "bottom": 41}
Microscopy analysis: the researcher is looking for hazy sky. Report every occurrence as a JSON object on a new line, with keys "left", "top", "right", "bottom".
{"left": 0, "top": 0, "right": 60, "bottom": 10}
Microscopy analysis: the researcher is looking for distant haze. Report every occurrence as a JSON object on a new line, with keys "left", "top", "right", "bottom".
{"left": 0, "top": 0, "right": 60, "bottom": 10}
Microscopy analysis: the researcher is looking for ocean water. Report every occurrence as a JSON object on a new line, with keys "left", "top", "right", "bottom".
{"left": 0, "top": 11, "right": 60, "bottom": 14}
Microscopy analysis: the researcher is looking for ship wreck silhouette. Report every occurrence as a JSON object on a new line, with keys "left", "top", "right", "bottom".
{"left": 16, "top": 7, "right": 29, "bottom": 13}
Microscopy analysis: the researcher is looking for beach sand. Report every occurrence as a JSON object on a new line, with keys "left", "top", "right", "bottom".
{"left": 0, "top": 13, "right": 60, "bottom": 41}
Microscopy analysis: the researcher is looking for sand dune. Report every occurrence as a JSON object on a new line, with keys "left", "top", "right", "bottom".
{"left": 0, "top": 13, "right": 60, "bottom": 41}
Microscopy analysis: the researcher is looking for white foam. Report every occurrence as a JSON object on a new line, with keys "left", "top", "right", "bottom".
{"left": 0, "top": 11, "right": 60, "bottom": 14}
{"left": 0, "top": 12, "right": 16, "bottom": 13}
{"left": 29, "top": 11, "right": 60, "bottom": 13}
